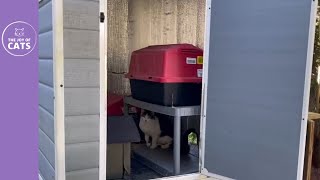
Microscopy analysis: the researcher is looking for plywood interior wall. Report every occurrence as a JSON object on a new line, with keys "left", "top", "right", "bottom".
{"left": 107, "top": 0, "right": 206, "bottom": 95}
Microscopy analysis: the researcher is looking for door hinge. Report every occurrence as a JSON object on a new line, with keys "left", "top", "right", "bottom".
{"left": 100, "top": 12, "right": 105, "bottom": 23}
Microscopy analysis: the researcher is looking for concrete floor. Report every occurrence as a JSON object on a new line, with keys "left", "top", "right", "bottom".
{"left": 132, "top": 144, "right": 199, "bottom": 176}
{"left": 122, "top": 158, "right": 163, "bottom": 180}
{"left": 115, "top": 142, "right": 199, "bottom": 180}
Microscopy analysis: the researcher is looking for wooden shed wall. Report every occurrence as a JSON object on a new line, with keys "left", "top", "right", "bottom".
{"left": 63, "top": 0, "right": 100, "bottom": 179}
{"left": 39, "top": 0, "right": 55, "bottom": 180}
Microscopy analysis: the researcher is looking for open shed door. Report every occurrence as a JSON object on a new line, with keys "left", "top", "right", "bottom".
{"left": 201, "top": 0, "right": 317, "bottom": 179}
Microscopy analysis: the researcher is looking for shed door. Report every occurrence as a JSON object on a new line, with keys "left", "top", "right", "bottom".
{"left": 201, "top": 0, "right": 317, "bottom": 179}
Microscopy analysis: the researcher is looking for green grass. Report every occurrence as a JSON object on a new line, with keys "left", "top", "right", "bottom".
{"left": 188, "top": 132, "right": 198, "bottom": 145}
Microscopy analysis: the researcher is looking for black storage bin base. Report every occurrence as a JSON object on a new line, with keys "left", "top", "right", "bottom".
{"left": 130, "top": 79, "right": 202, "bottom": 106}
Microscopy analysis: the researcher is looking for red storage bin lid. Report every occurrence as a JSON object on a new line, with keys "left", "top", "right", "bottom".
{"left": 126, "top": 44, "right": 203, "bottom": 83}
{"left": 107, "top": 93, "right": 124, "bottom": 116}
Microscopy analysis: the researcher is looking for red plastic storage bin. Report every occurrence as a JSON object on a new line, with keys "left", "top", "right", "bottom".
{"left": 127, "top": 44, "right": 203, "bottom": 83}
{"left": 126, "top": 44, "right": 203, "bottom": 106}
{"left": 107, "top": 93, "right": 124, "bottom": 116}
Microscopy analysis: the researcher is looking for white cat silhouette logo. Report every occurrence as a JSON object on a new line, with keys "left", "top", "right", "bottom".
{"left": 2, "top": 21, "right": 37, "bottom": 56}
{"left": 14, "top": 28, "right": 24, "bottom": 37}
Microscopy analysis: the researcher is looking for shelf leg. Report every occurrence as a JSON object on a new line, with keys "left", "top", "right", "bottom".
{"left": 174, "top": 115, "right": 181, "bottom": 175}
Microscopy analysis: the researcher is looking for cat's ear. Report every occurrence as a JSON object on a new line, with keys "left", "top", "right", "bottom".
{"left": 140, "top": 109, "right": 145, "bottom": 115}
{"left": 15, "top": 28, "right": 17, "bottom": 31}
{"left": 130, "top": 107, "right": 137, "bottom": 113}
{"left": 149, "top": 111, "right": 155, "bottom": 118}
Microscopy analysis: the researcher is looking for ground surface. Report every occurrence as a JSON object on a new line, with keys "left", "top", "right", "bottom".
{"left": 312, "top": 167, "right": 320, "bottom": 180}
{"left": 122, "top": 158, "right": 163, "bottom": 180}
{"left": 132, "top": 143, "right": 199, "bottom": 176}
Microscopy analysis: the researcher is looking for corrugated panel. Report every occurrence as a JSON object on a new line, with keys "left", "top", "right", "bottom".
{"left": 39, "top": 174, "right": 44, "bottom": 180}
{"left": 39, "top": 150, "right": 55, "bottom": 180}
{"left": 39, "top": 1, "right": 53, "bottom": 33}
{"left": 65, "top": 142, "right": 99, "bottom": 172}
{"left": 66, "top": 168, "right": 99, "bottom": 180}
{"left": 127, "top": 0, "right": 152, "bottom": 52}
{"left": 107, "top": 73, "right": 131, "bottom": 95}
{"left": 160, "top": 0, "right": 178, "bottom": 44}
{"left": 64, "top": 59, "right": 99, "bottom": 88}
{"left": 39, "top": 83, "right": 54, "bottom": 115}
{"left": 196, "top": 0, "right": 205, "bottom": 49}
{"left": 65, "top": 115, "right": 99, "bottom": 144}
{"left": 39, "top": 0, "right": 51, "bottom": 8}
{"left": 39, "top": 0, "right": 54, "bottom": 179}
{"left": 177, "top": 0, "right": 198, "bottom": 45}
{"left": 39, "top": 31, "right": 53, "bottom": 59}
{"left": 39, "top": 129, "right": 55, "bottom": 168}
{"left": 39, "top": 106, "right": 54, "bottom": 142}
{"left": 149, "top": 0, "right": 163, "bottom": 44}
{"left": 107, "top": 0, "right": 129, "bottom": 73}
{"left": 127, "top": 0, "right": 205, "bottom": 54}
{"left": 39, "top": 59, "right": 53, "bottom": 87}
{"left": 64, "top": 88, "right": 99, "bottom": 116}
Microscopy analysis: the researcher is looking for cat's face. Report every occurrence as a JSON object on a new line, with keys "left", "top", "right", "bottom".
{"left": 15, "top": 28, "right": 24, "bottom": 37}
{"left": 140, "top": 110, "right": 155, "bottom": 122}
{"left": 141, "top": 114, "right": 152, "bottom": 122}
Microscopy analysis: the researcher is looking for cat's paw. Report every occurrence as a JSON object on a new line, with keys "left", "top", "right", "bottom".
{"left": 150, "top": 144, "right": 157, "bottom": 149}
{"left": 160, "top": 144, "right": 170, "bottom": 149}
{"left": 146, "top": 143, "right": 151, "bottom": 147}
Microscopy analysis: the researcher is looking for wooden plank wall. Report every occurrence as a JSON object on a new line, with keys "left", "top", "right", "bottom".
{"left": 39, "top": 0, "right": 55, "bottom": 179}
{"left": 63, "top": 0, "right": 100, "bottom": 179}
{"left": 107, "top": 0, "right": 206, "bottom": 95}
{"left": 306, "top": 112, "right": 320, "bottom": 180}
{"left": 304, "top": 120, "right": 315, "bottom": 180}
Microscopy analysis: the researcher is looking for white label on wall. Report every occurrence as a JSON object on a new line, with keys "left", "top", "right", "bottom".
{"left": 186, "top": 57, "right": 197, "bottom": 64}
{"left": 197, "top": 69, "right": 203, "bottom": 77}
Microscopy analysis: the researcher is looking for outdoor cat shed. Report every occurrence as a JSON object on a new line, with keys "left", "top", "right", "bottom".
{"left": 39, "top": 0, "right": 317, "bottom": 179}
{"left": 126, "top": 44, "right": 203, "bottom": 106}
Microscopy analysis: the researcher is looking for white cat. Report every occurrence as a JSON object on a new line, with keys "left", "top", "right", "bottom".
{"left": 157, "top": 135, "right": 173, "bottom": 149}
{"left": 139, "top": 110, "right": 172, "bottom": 149}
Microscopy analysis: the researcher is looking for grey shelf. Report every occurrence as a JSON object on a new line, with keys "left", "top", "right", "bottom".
{"left": 124, "top": 97, "right": 201, "bottom": 175}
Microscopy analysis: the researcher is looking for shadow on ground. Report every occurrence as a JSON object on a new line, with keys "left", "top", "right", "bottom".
{"left": 121, "top": 158, "right": 163, "bottom": 180}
